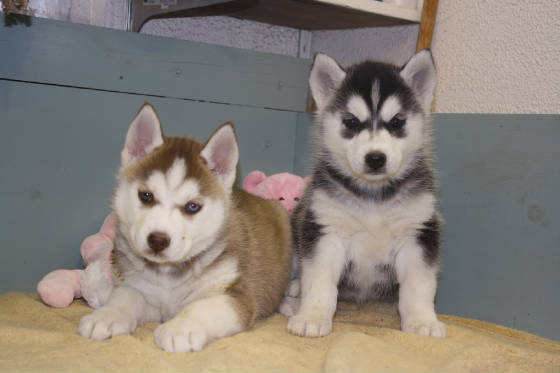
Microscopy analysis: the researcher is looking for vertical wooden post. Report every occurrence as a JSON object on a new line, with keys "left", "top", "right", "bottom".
{"left": 416, "top": 0, "right": 439, "bottom": 51}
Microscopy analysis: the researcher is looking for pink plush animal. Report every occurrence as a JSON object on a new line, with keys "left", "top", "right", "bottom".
{"left": 243, "top": 171, "right": 310, "bottom": 214}
{"left": 37, "top": 213, "right": 115, "bottom": 308}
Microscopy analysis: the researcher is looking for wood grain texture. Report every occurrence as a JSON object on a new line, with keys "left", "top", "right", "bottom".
{"left": 0, "top": 14, "right": 310, "bottom": 112}
{"left": 416, "top": 0, "right": 438, "bottom": 51}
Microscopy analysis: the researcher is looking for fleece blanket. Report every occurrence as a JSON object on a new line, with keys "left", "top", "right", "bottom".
{"left": 0, "top": 292, "right": 558, "bottom": 371}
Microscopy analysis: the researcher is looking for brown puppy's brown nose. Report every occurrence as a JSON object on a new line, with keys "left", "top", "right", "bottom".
{"left": 147, "top": 232, "right": 170, "bottom": 253}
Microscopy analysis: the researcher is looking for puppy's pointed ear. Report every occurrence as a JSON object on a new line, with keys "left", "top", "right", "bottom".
{"left": 309, "top": 53, "right": 346, "bottom": 111}
{"left": 201, "top": 122, "right": 239, "bottom": 191}
{"left": 122, "top": 103, "right": 164, "bottom": 167}
{"left": 400, "top": 49, "right": 436, "bottom": 111}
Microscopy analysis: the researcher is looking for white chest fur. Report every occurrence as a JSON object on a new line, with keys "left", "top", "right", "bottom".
{"left": 311, "top": 190, "right": 436, "bottom": 294}
{"left": 117, "top": 251, "right": 239, "bottom": 321}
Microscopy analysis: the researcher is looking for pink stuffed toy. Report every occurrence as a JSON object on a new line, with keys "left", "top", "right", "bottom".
{"left": 243, "top": 171, "right": 310, "bottom": 214}
{"left": 37, "top": 213, "right": 115, "bottom": 308}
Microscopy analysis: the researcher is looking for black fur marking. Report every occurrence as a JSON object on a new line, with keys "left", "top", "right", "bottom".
{"left": 337, "top": 261, "right": 356, "bottom": 289}
{"left": 337, "top": 262, "right": 399, "bottom": 302}
{"left": 371, "top": 264, "right": 399, "bottom": 299}
{"left": 314, "top": 154, "right": 434, "bottom": 203}
{"left": 417, "top": 215, "right": 440, "bottom": 266}
{"left": 329, "top": 62, "right": 420, "bottom": 120}
{"left": 326, "top": 61, "right": 424, "bottom": 144}
{"left": 381, "top": 117, "right": 407, "bottom": 138}
{"left": 341, "top": 121, "right": 368, "bottom": 139}
{"left": 291, "top": 203, "right": 324, "bottom": 259}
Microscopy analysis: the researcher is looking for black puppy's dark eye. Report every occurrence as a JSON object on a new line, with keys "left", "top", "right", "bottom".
{"left": 294, "top": 197, "right": 300, "bottom": 202}
{"left": 342, "top": 115, "right": 360, "bottom": 129}
{"left": 138, "top": 191, "right": 154, "bottom": 205}
{"left": 389, "top": 115, "right": 406, "bottom": 129}
{"left": 279, "top": 197, "right": 285, "bottom": 201}
{"left": 184, "top": 202, "right": 202, "bottom": 214}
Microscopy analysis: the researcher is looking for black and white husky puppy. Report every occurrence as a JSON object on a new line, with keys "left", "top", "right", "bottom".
{"left": 280, "top": 50, "right": 445, "bottom": 338}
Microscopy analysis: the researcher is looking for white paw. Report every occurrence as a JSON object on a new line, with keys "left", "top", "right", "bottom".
{"left": 402, "top": 317, "right": 446, "bottom": 338}
{"left": 78, "top": 309, "right": 137, "bottom": 340}
{"left": 278, "top": 296, "right": 300, "bottom": 317}
{"left": 155, "top": 319, "right": 208, "bottom": 352}
{"left": 285, "top": 279, "right": 301, "bottom": 297}
{"left": 287, "top": 313, "right": 332, "bottom": 338}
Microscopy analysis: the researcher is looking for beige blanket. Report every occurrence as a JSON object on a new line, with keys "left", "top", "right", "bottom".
{"left": 0, "top": 292, "right": 558, "bottom": 371}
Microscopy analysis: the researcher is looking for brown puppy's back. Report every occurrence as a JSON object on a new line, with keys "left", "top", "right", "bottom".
{"left": 225, "top": 188, "right": 293, "bottom": 326}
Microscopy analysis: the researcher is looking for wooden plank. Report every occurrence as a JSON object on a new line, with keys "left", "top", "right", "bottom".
{"left": 0, "top": 14, "right": 311, "bottom": 112}
{"left": 0, "top": 79, "right": 298, "bottom": 294}
{"left": 416, "top": 0, "right": 438, "bottom": 51}
{"left": 293, "top": 112, "right": 313, "bottom": 176}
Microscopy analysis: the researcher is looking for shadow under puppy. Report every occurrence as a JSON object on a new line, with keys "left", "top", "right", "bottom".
{"left": 79, "top": 103, "right": 292, "bottom": 352}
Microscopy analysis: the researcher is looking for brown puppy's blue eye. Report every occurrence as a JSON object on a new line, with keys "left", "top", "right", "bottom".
{"left": 185, "top": 202, "right": 202, "bottom": 214}
{"left": 138, "top": 191, "right": 154, "bottom": 205}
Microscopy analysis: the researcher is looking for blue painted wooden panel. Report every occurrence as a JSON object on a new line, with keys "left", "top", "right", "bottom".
{"left": 293, "top": 112, "right": 313, "bottom": 176}
{"left": 433, "top": 114, "right": 560, "bottom": 341}
{"left": 0, "top": 79, "right": 298, "bottom": 294}
{"left": 0, "top": 14, "right": 311, "bottom": 112}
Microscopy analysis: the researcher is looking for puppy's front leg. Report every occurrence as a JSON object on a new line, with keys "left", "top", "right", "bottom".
{"left": 288, "top": 234, "right": 346, "bottom": 338}
{"left": 155, "top": 294, "right": 245, "bottom": 352}
{"left": 396, "top": 241, "right": 445, "bottom": 338}
{"left": 79, "top": 285, "right": 160, "bottom": 340}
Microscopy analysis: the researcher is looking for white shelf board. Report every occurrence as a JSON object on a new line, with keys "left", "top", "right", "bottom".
{"left": 315, "top": 0, "right": 421, "bottom": 22}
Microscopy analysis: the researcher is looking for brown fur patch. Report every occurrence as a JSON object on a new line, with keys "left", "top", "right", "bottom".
{"left": 122, "top": 136, "right": 223, "bottom": 199}
{"left": 223, "top": 189, "right": 293, "bottom": 327}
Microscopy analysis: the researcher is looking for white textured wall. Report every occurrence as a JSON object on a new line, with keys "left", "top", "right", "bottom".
{"left": 142, "top": 17, "right": 300, "bottom": 57}
{"left": 24, "top": 0, "right": 301, "bottom": 56}
{"left": 28, "top": 0, "right": 128, "bottom": 29}
{"left": 431, "top": 0, "right": 560, "bottom": 114}
{"left": 310, "top": 25, "right": 418, "bottom": 67}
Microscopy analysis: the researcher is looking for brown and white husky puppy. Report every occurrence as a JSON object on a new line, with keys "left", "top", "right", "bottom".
{"left": 78, "top": 103, "right": 292, "bottom": 352}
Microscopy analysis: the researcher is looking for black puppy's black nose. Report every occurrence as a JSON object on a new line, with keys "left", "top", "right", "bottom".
{"left": 365, "top": 152, "right": 387, "bottom": 173}
{"left": 148, "top": 232, "right": 170, "bottom": 253}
